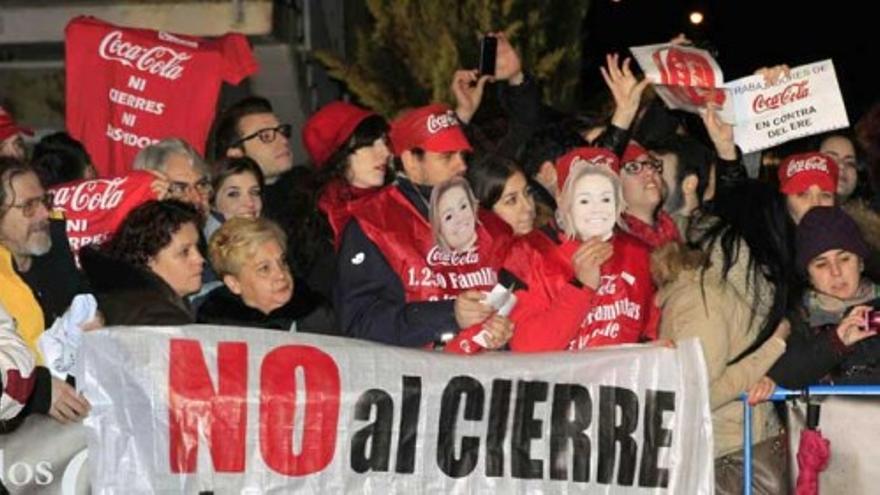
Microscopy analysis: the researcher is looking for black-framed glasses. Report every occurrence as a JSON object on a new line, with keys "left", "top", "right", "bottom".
{"left": 4, "top": 193, "right": 52, "bottom": 218}
{"left": 168, "top": 178, "right": 212, "bottom": 198}
{"left": 622, "top": 157, "right": 663, "bottom": 176}
{"left": 233, "top": 124, "right": 292, "bottom": 147}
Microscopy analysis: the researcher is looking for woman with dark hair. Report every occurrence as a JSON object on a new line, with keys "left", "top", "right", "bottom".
{"left": 31, "top": 132, "right": 96, "bottom": 186}
{"left": 652, "top": 179, "right": 794, "bottom": 489}
{"left": 302, "top": 102, "right": 392, "bottom": 248}
{"left": 204, "top": 156, "right": 265, "bottom": 240}
{"left": 466, "top": 154, "right": 538, "bottom": 235}
{"left": 80, "top": 199, "right": 204, "bottom": 325}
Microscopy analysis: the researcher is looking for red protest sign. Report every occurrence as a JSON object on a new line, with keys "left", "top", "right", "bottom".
{"left": 49, "top": 171, "right": 158, "bottom": 254}
{"left": 64, "top": 16, "right": 259, "bottom": 177}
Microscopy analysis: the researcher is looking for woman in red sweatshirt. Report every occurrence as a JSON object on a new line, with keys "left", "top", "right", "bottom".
{"left": 508, "top": 148, "right": 659, "bottom": 352}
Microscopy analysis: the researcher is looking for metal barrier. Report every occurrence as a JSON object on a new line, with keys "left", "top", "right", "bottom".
{"left": 740, "top": 385, "right": 880, "bottom": 495}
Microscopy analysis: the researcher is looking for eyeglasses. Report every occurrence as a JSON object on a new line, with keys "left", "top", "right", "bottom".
{"left": 622, "top": 157, "right": 663, "bottom": 175}
{"left": 168, "top": 178, "right": 212, "bottom": 198}
{"left": 4, "top": 193, "right": 52, "bottom": 218}
{"left": 233, "top": 124, "right": 292, "bottom": 147}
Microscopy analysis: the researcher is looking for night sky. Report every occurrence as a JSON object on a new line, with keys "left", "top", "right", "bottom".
{"left": 582, "top": 0, "right": 876, "bottom": 122}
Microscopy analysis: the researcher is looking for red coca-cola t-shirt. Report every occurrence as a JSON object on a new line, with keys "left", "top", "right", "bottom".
{"left": 65, "top": 16, "right": 259, "bottom": 177}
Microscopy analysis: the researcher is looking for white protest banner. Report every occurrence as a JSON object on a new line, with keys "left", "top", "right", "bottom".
{"left": 0, "top": 415, "right": 88, "bottom": 494}
{"left": 727, "top": 60, "right": 849, "bottom": 153}
{"left": 630, "top": 43, "right": 736, "bottom": 122}
{"left": 77, "top": 325, "right": 714, "bottom": 494}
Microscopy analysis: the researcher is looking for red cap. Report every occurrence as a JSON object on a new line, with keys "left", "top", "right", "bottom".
{"left": 554, "top": 147, "right": 620, "bottom": 191}
{"left": 621, "top": 142, "right": 650, "bottom": 165}
{"left": 302, "top": 101, "right": 375, "bottom": 167}
{"left": 778, "top": 152, "right": 839, "bottom": 195}
{"left": 389, "top": 104, "right": 471, "bottom": 156}
{"left": 0, "top": 106, "right": 33, "bottom": 142}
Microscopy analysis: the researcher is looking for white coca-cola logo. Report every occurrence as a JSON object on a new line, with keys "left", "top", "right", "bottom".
{"left": 572, "top": 154, "right": 615, "bottom": 171}
{"left": 98, "top": 30, "right": 192, "bottom": 80}
{"left": 786, "top": 155, "right": 829, "bottom": 178}
{"left": 425, "top": 245, "right": 479, "bottom": 267}
{"left": 752, "top": 80, "right": 810, "bottom": 114}
{"left": 51, "top": 178, "right": 127, "bottom": 212}
{"left": 426, "top": 111, "right": 459, "bottom": 134}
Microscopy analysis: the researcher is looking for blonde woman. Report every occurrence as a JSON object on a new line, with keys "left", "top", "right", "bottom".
{"left": 198, "top": 217, "right": 335, "bottom": 333}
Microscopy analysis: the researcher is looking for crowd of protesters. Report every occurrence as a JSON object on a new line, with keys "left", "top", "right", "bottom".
{"left": 3, "top": 30, "right": 880, "bottom": 491}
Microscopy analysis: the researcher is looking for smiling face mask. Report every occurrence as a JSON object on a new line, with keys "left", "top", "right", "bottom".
{"left": 436, "top": 185, "right": 477, "bottom": 251}
{"left": 571, "top": 173, "right": 617, "bottom": 241}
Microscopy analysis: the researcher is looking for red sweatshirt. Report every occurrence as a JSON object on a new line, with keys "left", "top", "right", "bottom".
{"left": 509, "top": 228, "right": 659, "bottom": 352}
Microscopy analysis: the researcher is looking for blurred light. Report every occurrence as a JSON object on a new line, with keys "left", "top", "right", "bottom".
{"left": 689, "top": 11, "right": 704, "bottom": 25}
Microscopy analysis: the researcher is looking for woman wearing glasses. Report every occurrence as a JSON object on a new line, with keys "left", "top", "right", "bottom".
{"left": 80, "top": 200, "right": 205, "bottom": 325}
{"left": 302, "top": 102, "right": 393, "bottom": 248}
{"left": 617, "top": 142, "right": 682, "bottom": 249}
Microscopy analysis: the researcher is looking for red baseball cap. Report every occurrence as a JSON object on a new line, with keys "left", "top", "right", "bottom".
{"left": 778, "top": 152, "right": 839, "bottom": 195}
{"left": 0, "top": 106, "right": 33, "bottom": 142}
{"left": 389, "top": 104, "right": 471, "bottom": 156}
{"left": 621, "top": 142, "right": 650, "bottom": 165}
{"left": 554, "top": 147, "right": 620, "bottom": 191}
{"left": 302, "top": 101, "right": 376, "bottom": 167}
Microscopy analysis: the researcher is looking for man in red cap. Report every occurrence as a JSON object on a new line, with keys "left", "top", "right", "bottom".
{"left": 777, "top": 151, "right": 838, "bottom": 224}
{"left": 335, "top": 103, "right": 514, "bottom": 350}
{"left": 0, "top": 107, "right": 33, "bottom": 161}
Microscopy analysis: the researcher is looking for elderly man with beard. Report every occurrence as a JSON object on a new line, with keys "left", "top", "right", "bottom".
{"left": 0, "top": 157, "right": 90, "bottom": 356}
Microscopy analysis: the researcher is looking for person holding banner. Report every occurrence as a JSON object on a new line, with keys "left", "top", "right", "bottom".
{"left": 335, "top": 104, "right": 514, "bottom": 349}
{"left": 304, "top": 102, "right": 392, "bottom": 249}
{"left": 198, "top": 217, "right": 335, "bottom": 333}
{"left": 508, "top": 148, "right": 659, "bottom": 351}
{"left": 0, "top": 301, "right": 90, "bottom": 430}
{"left": 133, "top": 137, "right": 212, "bottom": 217}
{"left": 0, "top": 157, "right": 91, "bottom": 359}
{"left": 80, "top": 199, "right": 204, "bottom": 326}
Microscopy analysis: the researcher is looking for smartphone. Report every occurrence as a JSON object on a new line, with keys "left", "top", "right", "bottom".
{"left": 479, "top": 35, "right": 497, "bottom": 77}
{"left": 866, "top": 310, "right": 880, "bottom": 331}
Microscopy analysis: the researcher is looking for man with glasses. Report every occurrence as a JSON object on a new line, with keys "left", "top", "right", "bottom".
{"left": 133, "top": 137, "right": 212, "bottom": 216}
{"left": 210, "top": 96, "right": 297, "bottom": 223}
{"left": 0, "top": 157, "right": 91, "bottom": 353}
{"left": 619, "top": 142, "right": 682, "bottom": 249}
{"left": 209, "top": 96, "right": 336, "bottom": 302}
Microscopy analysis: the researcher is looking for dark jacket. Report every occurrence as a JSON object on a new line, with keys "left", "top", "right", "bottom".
{"left": 79, "top": 247, "right": 195, "bottom": 326}
{"left": 197, "top": 284, "right": 337, "bottom": 335}
{"left": 769, "top": 296, "right": 880, "bottom": 388}
{"left": 335, "top": 178, "right": 458, "bottom": 347}
{"left": 262, "top": 166, "right": 337, "bottom": 302}
{"left": 16, "top": 219, "right": 90, "bottom": 324}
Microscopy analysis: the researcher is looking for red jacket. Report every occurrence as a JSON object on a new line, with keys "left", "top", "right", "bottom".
{"left": 509, "top": 228, "right": 659, "bottom": 352}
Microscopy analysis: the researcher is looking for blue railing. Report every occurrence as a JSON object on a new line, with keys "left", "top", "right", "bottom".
{"left": 740, "top": 385, "right": 880, "bottom": 495}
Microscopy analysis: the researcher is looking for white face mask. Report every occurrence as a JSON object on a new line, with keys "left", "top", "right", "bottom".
{"left": 437, "top": 186, "right": 477, "bottom": 251}
{"left": 571, "top": 174, "right": 617, "bottom": 241}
